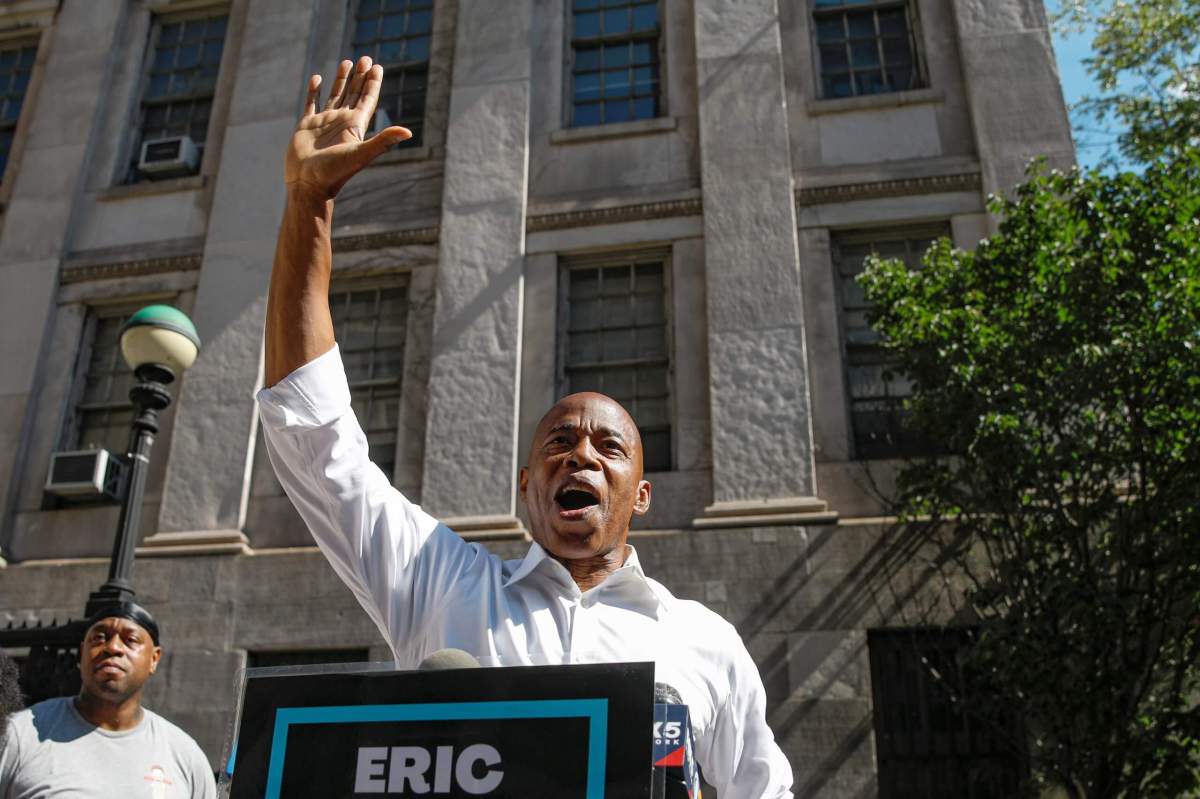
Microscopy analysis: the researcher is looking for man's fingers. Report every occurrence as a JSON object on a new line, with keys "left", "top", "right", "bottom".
{"left": 324, "top": 59, "right": 353, "bottom": 109}
{"left": 353, "top": 64, "right": 384, "bottom": 113}
{"left": 360, "top": 126, "right": 413, "bottom": 162}
{"left": 304, "top": 74, "right": 321, "bottom": 116}
{"left": 344, "top": 55, "right": 374, "bottom": 113}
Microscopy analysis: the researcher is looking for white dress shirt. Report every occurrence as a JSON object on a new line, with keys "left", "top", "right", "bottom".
{"left": 257, "top": 345, "right": 794, "bottom": 798}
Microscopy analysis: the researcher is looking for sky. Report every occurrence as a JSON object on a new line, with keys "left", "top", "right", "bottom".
{"left": 1044, "top": 1, "right": 1129, "bottom": 170}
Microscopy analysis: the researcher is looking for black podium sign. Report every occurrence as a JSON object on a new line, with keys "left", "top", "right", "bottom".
{"left": 229, "top": 661, "right": 654, "bottom": 799}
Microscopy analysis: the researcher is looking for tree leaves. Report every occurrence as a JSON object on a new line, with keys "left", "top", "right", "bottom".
{"left": 860, "top": 152, "right": 1200, "bottom": 797}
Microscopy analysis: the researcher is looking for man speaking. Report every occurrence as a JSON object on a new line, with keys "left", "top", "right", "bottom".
{"left": 258, "top": 56, "right": 794, "bottom": 798}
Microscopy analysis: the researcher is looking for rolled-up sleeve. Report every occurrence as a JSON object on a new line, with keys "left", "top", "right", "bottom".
{"left": 256, "top": 345, "right": 484, "bottom": 660}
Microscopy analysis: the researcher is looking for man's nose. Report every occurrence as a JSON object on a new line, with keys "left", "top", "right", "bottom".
{"left": 102, "top": 636, "right": 127, "bottom": 655}
{"left": 566, "top": 438, "right": 600, "bottom": 469}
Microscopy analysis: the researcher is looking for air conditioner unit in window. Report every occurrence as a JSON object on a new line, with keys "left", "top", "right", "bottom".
{"left": 44, "top": 449, "right": 125, "bottom": 501}
{"left": 137, "top": 135, "right": 199, "bottom": 179}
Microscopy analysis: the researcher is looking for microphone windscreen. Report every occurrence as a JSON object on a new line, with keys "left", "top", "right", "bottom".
{"left": 418, "top": 648, "right": 482, "bottom": 670}
{"left": 654, "top": 682, "right": 683, "bottom": 705}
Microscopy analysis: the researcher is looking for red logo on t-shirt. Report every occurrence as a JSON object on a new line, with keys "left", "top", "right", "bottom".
{"left": 143, "top": 765, "right": 174, "bottom": 798}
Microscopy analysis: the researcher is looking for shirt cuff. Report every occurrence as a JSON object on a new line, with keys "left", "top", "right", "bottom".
{"left": 256, "top": 344, "right": 352, "bottom": 429}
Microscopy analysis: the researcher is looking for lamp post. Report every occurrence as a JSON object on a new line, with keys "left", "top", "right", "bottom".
{"left": 84, "top": 305, "right": 200, "bottom": 617}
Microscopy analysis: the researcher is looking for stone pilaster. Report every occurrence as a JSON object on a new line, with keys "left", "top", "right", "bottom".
{"left": 418, "top": 0, "right": 532, "bottom": 538}
{"left": 692, "top": 0, "right": 835, "bottom": 528}
{"left": 146, "top": 0, "right": 324, "bottom": 554}
{"left": 0, "top": 0, "right": 126, "bottom": 553}
{"left": 951, "top": 0, "right": 1074, "bottom": 199}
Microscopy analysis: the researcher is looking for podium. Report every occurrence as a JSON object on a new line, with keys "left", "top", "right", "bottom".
{"left": 226, "top": 661, "right": 656, "bottom": 798}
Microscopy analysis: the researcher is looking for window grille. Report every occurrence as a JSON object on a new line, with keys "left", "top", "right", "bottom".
{"left": 128, "top": 12, "right": 228, "bottom": 182}
{"left": 331, "top": 281, "right": 409, "bottom": 480}
{"left": 0, "top": 42, "right": 37, "bottom": 180}
{"left": 569, "top": 0, "right": 661, "bottom": 127}
{"left": 868, "top": 629, "right": 1025, "bottom": 799}
{"left": 812, "top": 0, "right": 923, "bottom": 98}
{"left": 834, "top": 227, "right": 944, "bottom": 459}
{"left": 351, "top": 0, "right": 433, "bottom": 147}
{"left": 72, "top": 309, "right": 137, "bottom": 455}
{"left": 562, "top": 255, "right": 671, "bottom": 472}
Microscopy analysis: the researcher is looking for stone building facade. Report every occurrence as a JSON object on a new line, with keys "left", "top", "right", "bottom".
{"left": 0, "top": 0, "right": 1072, "bottom": 794}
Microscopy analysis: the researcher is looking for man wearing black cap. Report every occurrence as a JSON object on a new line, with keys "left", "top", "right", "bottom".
{"left": 0, "top": 602, "right": 215, "bottom": 798}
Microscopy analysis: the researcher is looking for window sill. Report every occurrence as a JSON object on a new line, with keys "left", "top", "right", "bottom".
{"left": 550, "top": 115, "right": 677, "bottom": 146}
{"left": 366, "top": 144, "right": 432, "bottom": 167}
{"left": 99, "top": 174, "right": 207, "bottom": 201}
{"left": 806, "top": 87, "right": 943, "bottom": 117}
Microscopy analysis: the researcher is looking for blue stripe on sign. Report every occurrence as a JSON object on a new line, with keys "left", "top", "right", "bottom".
{"left": 263, "top": 698, "right": 610, "bottom": 799}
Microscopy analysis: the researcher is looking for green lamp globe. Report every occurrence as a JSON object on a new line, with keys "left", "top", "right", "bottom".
{"left": 119, "top": 305, "right": 201, "bottom": 375}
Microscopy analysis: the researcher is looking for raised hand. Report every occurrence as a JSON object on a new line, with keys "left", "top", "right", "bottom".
{"left": 285, "top": 56, "right": 412, "bottom": 200}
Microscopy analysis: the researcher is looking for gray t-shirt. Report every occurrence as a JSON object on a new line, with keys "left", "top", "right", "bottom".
{"left": 0, "top": 697, "right": 216, "bottom": 799}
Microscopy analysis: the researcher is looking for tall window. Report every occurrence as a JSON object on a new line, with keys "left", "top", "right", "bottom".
{"left": 834, "top": 227, "right": 944, "bottom": 459}
{"left": 129, "top": 12, "right": 228, "bottom": 182}
{"left": 812, "top": 0, "right": 923, "bottom": 98}
{"left": 0, "top": 42, "right": 37, "bottom": 181}
{"left": 562, "top": 254, "right": 671, "bottom": 472}
{"left": 351, "top": 0, "right": 432, "bottom": 147}
{"left": 868, "top": 629, "right": 1025, "bottom": 799}
{"left": 332, "top": 280, "right": 409, "bottom": 480}
{"left": 569, "top": 0, "right": 661, "bottom": 127}
{"left": 70, "top": 308, "right": 137, "bottom": 456}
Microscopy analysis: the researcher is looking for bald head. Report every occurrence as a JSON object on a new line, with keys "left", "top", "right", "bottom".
{"left": 530, "top": 392, "right": 643, "bottom": 471}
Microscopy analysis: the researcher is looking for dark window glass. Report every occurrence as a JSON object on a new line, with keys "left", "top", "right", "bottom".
{"left": 351, "top": 0, "right": 434, "bottom": 147}
{"left": 868, "top": 629, "right": 1026, "bottom": 799}
{"left": 564, "top": 258, "right": 671, "bottom": 471}
{"left": 129, "top": 14, "right": 228, "bottom": 182}
{"left": 834, "top": 228, "right": 945, "bottom": 458}
{"left": 570, "top": 0, "right": 661, "bottom": 126}
{"left": 813, "top": 1, "right": 923, "bottom": 98}
{"left": 0, "top": 43, "right": 38, "bottom": 179}
{"left": 73, "top": 310, "right": 137, "bottom": 455}
{"left": 331, "top": 283, "right": 409, "bottom": 480}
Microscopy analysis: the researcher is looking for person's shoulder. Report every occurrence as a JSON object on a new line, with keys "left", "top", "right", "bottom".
{"left": 143, "top": 708, "right": 209, "bottom": 761}
{"left": 648, "top": 578, "right": 744, "bottom": 648}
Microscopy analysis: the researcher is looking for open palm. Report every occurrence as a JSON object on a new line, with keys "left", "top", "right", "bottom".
{"left": 285, "top": 56, "right": 412, "bottom": 199}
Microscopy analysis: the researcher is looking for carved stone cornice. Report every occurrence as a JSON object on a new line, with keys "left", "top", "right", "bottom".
{"left": 526, "top": 197, "right": 703, "bottom": 232}
{"left": 58, "top": 254, "right": 202, "bottom": 285}
{"left": 332, "top": 226, "right": 440, "bottom": 253}
{"left": 795, "top": 172, "right": 982, "bottom": 207}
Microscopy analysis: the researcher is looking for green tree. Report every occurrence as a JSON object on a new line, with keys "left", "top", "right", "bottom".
{"left": 859, "top": 152, "right": 1200, "bottom": 798}
{"left": 1056, "top": 0, "right": 1199, "bottom": 164}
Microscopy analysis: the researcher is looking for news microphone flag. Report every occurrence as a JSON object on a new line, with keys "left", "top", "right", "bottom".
{"left": 652, "top": 703, "right": 702, "bottom": 799}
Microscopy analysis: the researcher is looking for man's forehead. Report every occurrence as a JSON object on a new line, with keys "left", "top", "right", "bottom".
{"left": 537, "top": 393, "right": 639, "bottom": 437}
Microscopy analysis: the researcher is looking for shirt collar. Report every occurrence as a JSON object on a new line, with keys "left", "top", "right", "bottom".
{"left": 503, "top": 541, "right": 671, "bottom": 616}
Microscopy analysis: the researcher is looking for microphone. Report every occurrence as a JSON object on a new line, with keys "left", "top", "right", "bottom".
{"left": 418, "top": 649, "right": 482, "bottom": 670}
{"left": 652, "top": 683, "right": 702, "bottom": 799}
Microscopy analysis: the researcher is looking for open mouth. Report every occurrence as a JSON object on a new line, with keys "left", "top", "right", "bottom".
{"left": 555, "top": 486, "right": 600, "bottom": 519}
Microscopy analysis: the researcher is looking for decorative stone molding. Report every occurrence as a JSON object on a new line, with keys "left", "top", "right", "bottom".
{"left": 526, "top": 198, "right": 703, "bottom": 233}
{"left": 59, "top": 254, "right": 203, "bottom": 285}
{"left": 693, "top": 497, "right": 839, "bottom": 529}
{"left": 136, "top": 529, "right": 252, "bottom": 557}
{"left": 439, "top": 514, "right": 530, "bottom": 542}
{"left": 795, "top": 172, "right": 982, "bottom": 207}
{"left": 331, "top": 226, "right": 440, "bottom": 253}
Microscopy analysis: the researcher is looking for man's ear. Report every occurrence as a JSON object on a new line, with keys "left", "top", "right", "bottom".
{"left": 518, "top": 467, "right": 529, "bottom": 505}
{"left": 633, "top": 479, "right": 651, "bottom": 515}
{"left": 149, "top": 646, "right": 162, "bottom": 675}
